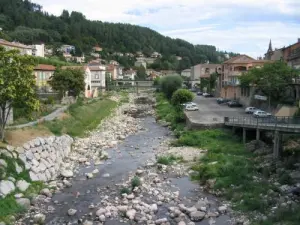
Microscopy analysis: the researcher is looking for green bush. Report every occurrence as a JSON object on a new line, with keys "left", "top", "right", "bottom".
{"left": 160, "top": 75, "right": 183, "bottom": 99}
{"left": 171, "top": 89, "right": 194, "bottom": 106}
{"left": 120, "top": 187, "right": 131, "bottom": 195}
{"left": 131, "top": 176, "right": 141, "bottom": 189}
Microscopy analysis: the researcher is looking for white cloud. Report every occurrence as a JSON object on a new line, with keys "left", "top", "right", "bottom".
{"left": 33, "top": 0, "right": 300, "bottom": 57}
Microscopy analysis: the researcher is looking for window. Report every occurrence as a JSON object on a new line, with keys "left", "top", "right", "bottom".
{"left": 95, "top": 74, "right": 99, "bottom": 79}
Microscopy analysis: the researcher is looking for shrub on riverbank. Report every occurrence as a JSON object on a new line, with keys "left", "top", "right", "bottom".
{"left": 45, "top": 98, "right": 117, "bottom": 137}
{"left": 171, "top": 89, "right": 194, "bottom": 106}
{"left": 159, "top": 75, "right": 183, "bottom": 99}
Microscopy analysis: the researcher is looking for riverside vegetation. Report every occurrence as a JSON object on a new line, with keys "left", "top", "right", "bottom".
{"left": 155, "top": 92, "right": 300, "bottom": 225}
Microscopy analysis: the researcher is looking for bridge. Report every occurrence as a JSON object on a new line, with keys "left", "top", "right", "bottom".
{"left": 224, "top": 116, "right": 300, "bottom": 159}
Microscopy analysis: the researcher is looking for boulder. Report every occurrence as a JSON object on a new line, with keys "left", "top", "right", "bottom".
{"left": 16, "top": 180, "right": 30, "bottom": 192}
{"left": 16, "top": 198, "right": 31, "bottom": 209}
{"left": 218, "top": 205, "right": 227, "bottom": 214}
{"left": 155, "top": 218, "right": 168, "bottom": 224}
{"left": 0, "top": 180, "right": 15, "bottom": 197}
{"left": 96, "top": 208, "right": 106, "bottom": 216}
{"left": 33, "top": 213, "right": 46, "bottom": 224}
{"left": 0, "top": 159, "right": 7, "bottom": 168}
{"left": 126, "top": 209, "right": 136, "bottom": 220}
{"left": 61, "top": 169, "right": 73, "bottom": 178}
{"left": 67, "top": 208, "right": 77, "bottom": 216}
{"left": 190, "top": 211, "right": 205, "bottom": 221}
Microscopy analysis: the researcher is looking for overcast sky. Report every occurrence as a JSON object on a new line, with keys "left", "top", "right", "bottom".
{"left": 34, "top": 0, "right": 300, "bottom": 58}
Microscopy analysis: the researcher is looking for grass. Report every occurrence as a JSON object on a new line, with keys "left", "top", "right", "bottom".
{"left": 44, "top": 98, "right": 117, "bottom": 137}
{"left": 175, "top": 129, "right": 275, "bottom": 213}
{"left": 131, "top": 176, "right": 141, "bottom": 189}
{"left": 157, "top": 154, "right": 183, "bottom": 165}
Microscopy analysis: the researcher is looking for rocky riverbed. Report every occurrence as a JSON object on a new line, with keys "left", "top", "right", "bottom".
{"left": 14, "top": 94, "right": 238, "bottom": 225}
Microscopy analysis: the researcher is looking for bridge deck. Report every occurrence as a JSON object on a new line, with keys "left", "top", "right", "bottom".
{"left": 224, "top": 116, "right": 300, "bottom": 133}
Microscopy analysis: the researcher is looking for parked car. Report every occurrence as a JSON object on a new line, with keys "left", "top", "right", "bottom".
{"left": 197, "top": 92, "right": 203, "bottom": 96}
{"left": 228, "top": 101, "right": 243, "bottom": 107}
{"left": 203, "top": 93, "right": 214, "bottom": 97}
{"left": 182, "top": 102, "right": 197, "bottom": 107}
{"left": 245, "top": 107, "right": 259, "bottom": 114}
{"left": 185, "top": 105, "right": 199, "bottom": 111}
{"left": 217, "top": 98, "right": 231, "bottom": 104}
{"left": 253, "top": 110, "right": 272, "bottom": 118}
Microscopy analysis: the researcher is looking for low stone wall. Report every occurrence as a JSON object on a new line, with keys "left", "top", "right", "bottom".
{"left": 185, "top": 113, "right": 224, "bottom": 130}
{"left": 17, "top": 135, "right": 74, "bottom": 182}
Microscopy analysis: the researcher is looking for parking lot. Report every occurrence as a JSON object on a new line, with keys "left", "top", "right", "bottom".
{"left": 185, "top": 96, "right": 250, "bottom": 125}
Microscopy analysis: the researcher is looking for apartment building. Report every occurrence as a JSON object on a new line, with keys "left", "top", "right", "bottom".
{"left": 190, "top": 64, "right": 221, "bottom": 87}
{"left": 0, "top": 39, "right": 32, "bottom": 55}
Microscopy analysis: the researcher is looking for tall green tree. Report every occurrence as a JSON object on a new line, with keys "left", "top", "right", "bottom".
{"left": 160, "top": 74, "right": 183, "bottom": 99}
{"left": 0, "top": 47, "right": 39, "bottom": 141}
{"left": 136, "top": 65, "right": 146, "bottom": 80}
{"left": 48, "top": 68, "right": 85, "bottom": 97}
{"left": 239, "top": 61, "right": 300, "bottom": 103}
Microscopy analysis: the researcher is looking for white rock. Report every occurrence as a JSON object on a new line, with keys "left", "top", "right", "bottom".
{"left": 16, "top": 198, "right": 31, "bottom": 209}
{"left": 218, "top": 205, "right": 227, "bottom": 214}
{"left": 126, "top": 209, "right": 136, "bottom": 220}
{"left": 150, "top": 204, "right": 158, "bottom": 212}
{"left": 190, "top": 211, "right": 205, "bottom": 221}
{"left": 99, "top": 214, "right": 106, "bottom": 222}
{"left": 0, "top": 180, "right": 15, "bottom": 197}
{"left": 68, "top": 208, "right": 77, "bottom": 216}
{"left": 92, "top": 169, "right": 99, "bottom": 174}
{"left": 16, "top": 180, "right": 30, "bottom": 192}
{"left": 29, "top": 171, "right": 39, "bottom": 181}
{"left": 61, "top": 169, "right": 73, "bottom": 178}
{"left": 96, "top": 208, "right": 106, "bottom": 216}
{"left": 117, "top": 205, "right": 128, "bottom": 212}
{"left": 63, "top": 180, "right": 72, "bottom": 187}
{"left": 33, "top": 213, "right": 46, "bottom": 224}
{"left": 155, "top": 218, "right": 168, "bottom": 224}
{"left": 0, "top": 159, "right": 7, "bottom": 168}
{"left": 127, "top": 193, "right": 135, "bottom": 200}
{"left": 178, "top": 222, "right": 186, "bottom": 225}
{"left": 40, "top": 188, "right": 52, "bottom": 197}
{"left": 86, "top": 173, "right": 94, "bottom": 179}
{"left": 102, "top": 173, "right": 110, "bottom": 178}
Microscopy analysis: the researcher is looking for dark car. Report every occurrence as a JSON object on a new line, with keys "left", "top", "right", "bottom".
{"left": 217, "top": 98, "right": 231, "bottom": 104}
{"left": 228, "top": 101, "right": 243, "bottom": 107}
{"left": 197, "top": 91, "right": 203, "bottom": 96}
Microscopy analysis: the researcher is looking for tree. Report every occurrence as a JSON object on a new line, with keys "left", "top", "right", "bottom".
{"left": 48, "top": 68, "right": 85, "bottom": 97}
{"left": 136, "top": 65, "right": 146, "bottom": 80}
{"left": 0, "top": 47, "right": 39, "bottom": 141}
{"left": 171, "top": 89, "right": 194, "bottom": 105}
{"left": 160, "top": 74, "right": 183, "bottom": 99}
{"left": 209, "top": 72, "right": 218, "bottom": 92}
{"left": 239, "top": 61, "right": 300, "bottom": 104}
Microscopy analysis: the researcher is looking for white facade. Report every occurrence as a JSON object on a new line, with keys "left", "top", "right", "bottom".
{"left": 0, "top": 39, "right": 32, "bottom": 55}
{"left": 181, "top": 69, "right": 191, "bottom": 78}
{"left": 31, "top": 44, "right": 45, "bottom": 57}
{"left": 89, "top": 65, "right": 106, "bottom": 91}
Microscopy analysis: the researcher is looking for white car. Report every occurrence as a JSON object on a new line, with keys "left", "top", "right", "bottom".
{"left": 202, "top": 93, "right": 209, "bottom": 97}
{"left": 185, "top": 105, "right": 199, "bottom": 111}
{"left": 245, "top": 107, "right": 259, "bottom": 114}
{"left": 253, "top": 110, "right": 272, "bottom": 118}
{"left": 182, "top": 102, "right": 197, "bottom": 107}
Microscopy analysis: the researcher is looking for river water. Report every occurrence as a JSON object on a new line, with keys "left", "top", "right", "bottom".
{"left": 28, "top": 116, "right": 231, "bottom": 225}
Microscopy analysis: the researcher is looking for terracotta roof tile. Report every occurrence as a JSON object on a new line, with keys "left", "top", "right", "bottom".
{"left": 34, "top": 64, "right": 56, "bottom": 71}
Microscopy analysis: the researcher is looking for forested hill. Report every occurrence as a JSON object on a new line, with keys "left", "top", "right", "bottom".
{"left": 0, "top": 0, "right": 237, "bottom": 69}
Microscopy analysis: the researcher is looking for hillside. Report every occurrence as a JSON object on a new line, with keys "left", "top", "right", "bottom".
{"left": 0, "top": 0, "right": 237, "bottom": 70}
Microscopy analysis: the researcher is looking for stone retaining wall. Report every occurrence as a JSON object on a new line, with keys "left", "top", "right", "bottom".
{"left": 17, "top": 135, "right": 74, "bottom": 182}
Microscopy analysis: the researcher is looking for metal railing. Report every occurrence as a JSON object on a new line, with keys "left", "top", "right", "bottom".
{"left": 224, "top": 116, "right": 300, "bottom": 130}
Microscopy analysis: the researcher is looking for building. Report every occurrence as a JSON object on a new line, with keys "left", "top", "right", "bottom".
{"left": 125, "top": 53, "right": 134, "bottom": 57}
{"left": 282, "top": 39, "right": 300, "bottom": 69}
{"left": 123, "top": 69, "right": 136, "bottom": 85}
{"left": 144, "top": 58, "right": 155, "bottom": 65}
{"left": 62, "top": 66, "right": 93, "bottom": 98}
{"left": 151, "top": 52, "right": 162, "bottom": 58}
{"left": 0, "top": 39, "right": 32, "bottom": 55}
{"left": 106, "top": 64, "right": 118, "bottom": 80}
{"left": 220, "top": 55, "right": 271, "bottom": 100}
{"left": 31, "top": 44, "right": 45, "bottom": 57}
{"left": 60, "top": 45, "right": 75, "bottom": 54}
{"left": 74, "top": 55, "right": 85, "bottom": 64}
{"left": 176, "top": 56, "right": 182, "bottom": 61}
{"left": 89, "top": 65, "right": 106, "bottom": 93}
{"left": 190, "top": 64, "right": 222, "bottom": 87}
{"left": 136, "top": 51, "right": 144, "bottom": 57}
{"left": 264, "top": 40, "right": 283, "bottom": 61}
{"left": 181, "top": 69, "right": 191, "bottom": 78}
{"left": 34, "top": 64, "right": 56, "bottom": 92}
{"left": 135, "top": 60, "right": 147, "bottom": 69}
{"left": 109, "top": 60, "right": 119, "bottom": 66}
{"left": 93, "top": 45, "right": 102, "bottom": 52}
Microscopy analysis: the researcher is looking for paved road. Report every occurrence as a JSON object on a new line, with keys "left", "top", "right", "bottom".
{"left": 185, "top": 96, "right": 249, "bottom": 125}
